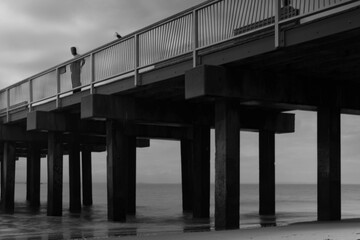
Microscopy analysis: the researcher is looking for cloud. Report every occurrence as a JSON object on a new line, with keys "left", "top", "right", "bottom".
{"left": 0, "top": 0, "right": 205, "bottom": 88}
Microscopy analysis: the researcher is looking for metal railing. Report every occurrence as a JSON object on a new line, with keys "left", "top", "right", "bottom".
{"left": 139, "top": 13, "right": 193, "bottom": 67}
{"left": 0, "top": 0, "right": 357, "bottom": 117}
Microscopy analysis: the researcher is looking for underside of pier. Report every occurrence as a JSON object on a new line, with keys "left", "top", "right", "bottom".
{"left": 0, "top": 3, "right": 360, "bottom": 230}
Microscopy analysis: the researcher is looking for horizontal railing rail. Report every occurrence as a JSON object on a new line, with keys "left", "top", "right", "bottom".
{"left": 0, "top": 0, "right": 358, "bottom": 118}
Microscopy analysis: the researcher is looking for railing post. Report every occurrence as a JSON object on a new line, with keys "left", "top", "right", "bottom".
{"left": 28, "top": 79, "right": 33, "bottom": 112}
{"left": 134, "top": 35, "right": 140, "bottom": 86}
{"left": 6, "top": 88, "right": 10, "bottom": 123}
{"left": 90, "top": 53, "right": 95, "bottom": 94}
{"left": 192, "top": 10, "right": 199, "bottom": 68}
{"left": 274, "top": 0, "right": 283, "bottom": 48}
{"left": 56, "top": 68, "right": 60, "bottom": 108}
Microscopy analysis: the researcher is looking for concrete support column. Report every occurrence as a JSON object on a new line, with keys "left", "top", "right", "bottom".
{"left": 26, "top": 153, "right": 31, "bottom": 202}
{"left": 69, "top": 134, "right": 81, "bottom": 213}
{"left": 317, "top": 105, "right": 341, "bottom": 221}
{"left": 82, "top": 149, "right": 93, "bottom": 206}
{"left": 106, "top": 120, "right": 130, "bottom": 222}
{"left": 47, "top": 132, "right": 63, "bottom": 216}
{"left": 27, "top": 143, "right": 41, "bottom": 208}
{"left": 259, "top": 130, "right": 275, "bottom": 216}
{"left": 127, "top": 137, "right": 137, "bottom": 215}
{"left": 215, "top": 100, "right": 240, "bottom": 229}
{"left": 0, "top": 146, "right": 4, "bottom": 203}
{"left": 2, "top": 142, "right": 16, "bottom": 213}
{"left": 192, "top": 125, "right": 210, "bottom": 219}
{"left": 180, "top": 139, "right": 193, "bottom": 212}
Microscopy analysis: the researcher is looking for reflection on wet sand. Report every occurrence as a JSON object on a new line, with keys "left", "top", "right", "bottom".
{"left": 0, "top": 200, "right": 213, "bottom": 239}
{"left": 1, "top": 183, "right": 320, "bottom": 239}
{"left": 0, "top": 200, "right": 279, "bottom": 239}
{"left": 259, "top": 215, "right": 277, "bottom": 228}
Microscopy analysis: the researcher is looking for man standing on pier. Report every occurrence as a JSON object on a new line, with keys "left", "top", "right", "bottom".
{"left": 70, "top": 46, "right": 85, "bottom": 93}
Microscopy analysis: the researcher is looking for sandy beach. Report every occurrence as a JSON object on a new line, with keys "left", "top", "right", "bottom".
{"left": 105, "top": 220, "right": 360, "bottom": 240}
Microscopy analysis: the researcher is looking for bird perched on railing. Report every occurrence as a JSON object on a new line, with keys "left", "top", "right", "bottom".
{"left": 115, "top": 32, "right": 122, "bottom": 39}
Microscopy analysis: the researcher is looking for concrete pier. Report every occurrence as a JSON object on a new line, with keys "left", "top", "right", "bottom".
{"left": 2, "top": 142, "right": 16, "bottom": 213}
{"left": 0, "top": 150, "right": 3, "bottom": 203}
{"left": 47, "top": 132, "right": 63, "bottom": 216}
{"left": 317, "top": 105, "right": 341, "bottom": 221}
{"left": 192, "top": 125, "right": 210, "bottom": 218}
{"left": 214, "top": 100, "right": 240, "bottom": 229}
{"left": 259, "top": 130, "right": 275, "bottom": 216}
{"left": 106, "top": 120, "right": 131, "bottom": 221}
{"left": 127, "top": 137, "right": 137, "bottom": 215}
{"left": 69, "top": 134, "right": 82, "bottom": 213}
{"left": 0, "top": 0, "right": 358, "bottom": 230}
{"left": 185, "top": 65, "right": 295, "bottom": 229}
{"left": 27, "top": 143, "right": 41, "bottom": 208}
{"left": 82, "top": 149, "right": 93, "bottom": 206}
{"left": 180, "top": 139, "right": 193, "bottom": 212}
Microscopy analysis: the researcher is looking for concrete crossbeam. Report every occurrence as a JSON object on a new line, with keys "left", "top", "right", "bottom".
{"left": 185, "top": 65, "right": 360, "bottom": 113}
{"left": 81, "top": 94, "right": 295, "bottom": 134}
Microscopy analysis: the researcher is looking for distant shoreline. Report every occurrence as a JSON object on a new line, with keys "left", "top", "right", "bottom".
{"left": 14, "top": 182, "right": 360, "bottom": 185}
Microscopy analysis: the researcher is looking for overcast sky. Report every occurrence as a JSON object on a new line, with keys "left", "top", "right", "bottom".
{"left": 2, "top": 0, "right": 360, "bottom": 185}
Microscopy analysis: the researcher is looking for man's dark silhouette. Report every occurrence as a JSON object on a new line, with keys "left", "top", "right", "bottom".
{"left": 70, "top": 47, "right": 85, "bottom": 93}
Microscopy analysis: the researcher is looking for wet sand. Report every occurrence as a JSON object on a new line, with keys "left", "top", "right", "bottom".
{"left": 106, "top": 219, "right": 360, "bottom": 240}
{"left": 4, "top": 184, "right": 360, "bottom": 239}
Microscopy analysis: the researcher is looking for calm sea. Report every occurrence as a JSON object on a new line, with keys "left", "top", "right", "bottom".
{"left": 0, "top": 183, "right": 359, "bottom": 239}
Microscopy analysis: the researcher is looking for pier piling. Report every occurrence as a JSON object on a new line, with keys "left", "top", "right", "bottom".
{"left": 181, "top": 139, "right": 193, "bottom": 212}
{"left": 214, "top": 100, "right": 240, "bottom": 229}
{"left": 192, "top": 125, "right": 210, "bottom": 219}
{"left": 259, "top": 130, "right": 275, "bottom": 216}
{"left": 127, "top": 137, "right": 136, "bottom": 215}
{"left": 106, "top": 120, "right": 129, "bottom": 222}
{"left": 82, "top": 149, "right": 93, "bottom": 206}
{"left": 2, "top": 142, "right": 16, "bottom": 213}
{"left": 69, "top": 134, "right": 82, "bottom": 213}
{"left": 317, "top": 104, "right": 341, "bottom": 221}
{"left": 47, "top": 132, "right": 63, "bottom": 216}
{"left": 27, "top": 143, "right": 41, "bottom": 208}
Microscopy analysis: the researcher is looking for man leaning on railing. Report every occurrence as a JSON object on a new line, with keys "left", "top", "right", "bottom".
{"left": 70, "top": 46, "right": 85, "bottom": 94}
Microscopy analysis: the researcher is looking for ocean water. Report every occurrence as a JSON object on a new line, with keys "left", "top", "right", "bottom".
{"left": 0, "top": 183, "right": 360, "bottom": 239}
